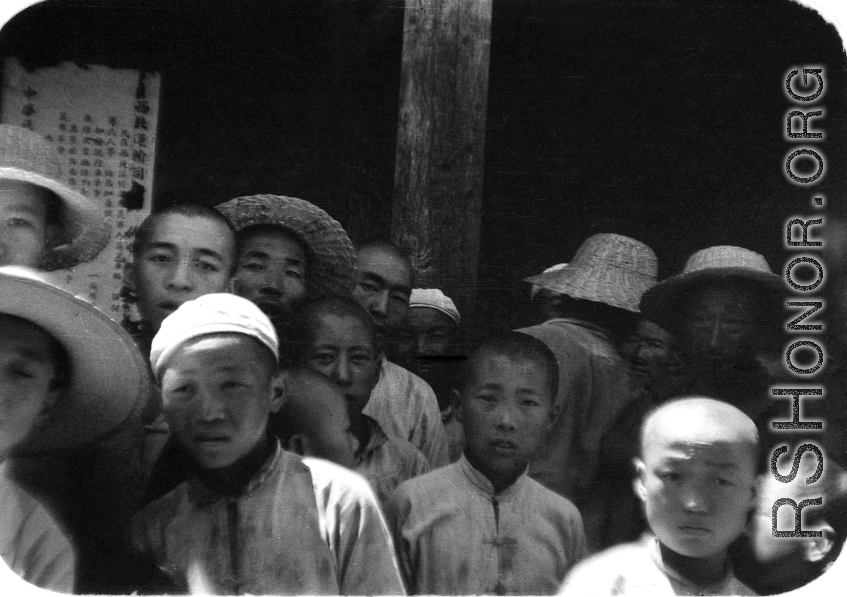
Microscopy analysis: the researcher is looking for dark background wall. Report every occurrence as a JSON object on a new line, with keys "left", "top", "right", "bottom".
{"left": 2, "top": 0, "right": 845, "bottom": 338}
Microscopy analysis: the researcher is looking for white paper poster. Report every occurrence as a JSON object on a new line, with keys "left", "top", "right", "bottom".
{"left": 1, "top": 57, "right": 159, "bottom": 324}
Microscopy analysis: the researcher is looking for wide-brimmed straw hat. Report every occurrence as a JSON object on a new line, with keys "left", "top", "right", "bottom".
{"left": 639, "top": 245, "right": 783, "bottom": 320}
{"left": 215, "top": 194, "right": 357, "bottom": 298}
{"left": 524, "top": 233, "right": 658, "bottom": 313}
{"left": 0, "top": 125, "right": 110, "bottom": 270}
{"left": 0, "top": 266, "right": 148, "bottom": 453}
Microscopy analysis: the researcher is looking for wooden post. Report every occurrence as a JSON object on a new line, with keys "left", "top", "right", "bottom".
{"left": 391, "top": 0, "right": 492, "bottom": 319}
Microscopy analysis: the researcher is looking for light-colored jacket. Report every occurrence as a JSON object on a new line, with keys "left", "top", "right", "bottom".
{"left": 0, "top": 460, "right": 75, "bottom": 593}
{"left": 127, "top": 443, "right": 406, "bottom": 595}
{"left": 364, "top": 358, "right": 451, "bottom": 468}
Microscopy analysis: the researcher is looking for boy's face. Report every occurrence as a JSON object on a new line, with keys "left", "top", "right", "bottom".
{"left": 287, "top": 374, "right": 359, "bottom": 469}
{"left": 635, "top": 426, "right": 757, "bottom": 559}
{"left": 0, "top": 315, "right": 61, "bottom": 458}
{"left": 132, "top": 214, "right": 235, "bottom": 332}
{"left": 160, "top": 333, "right": 281, "bottom": 470}
{"left": 231, "top": 228, "right": 308, "bottom": 320}
{"left": 306, "top": 313, "right": 379, "bottom": 418}
{"left": 457, "top": 353, "right": 557, "bottom": 485}
{"left": 353, "top": 246, "right": 413, "bottom": 341}
{"left": 0, "top": 181, "right": 50, "bottom": 268}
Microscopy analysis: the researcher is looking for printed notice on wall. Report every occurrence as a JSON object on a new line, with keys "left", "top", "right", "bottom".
{"left": 1, "top": 57, "right": 159, "bottom": 324}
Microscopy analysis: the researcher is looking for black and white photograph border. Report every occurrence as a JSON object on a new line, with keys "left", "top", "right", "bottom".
{"left": 2, "top": 0, "right": 847, "bottom": 595}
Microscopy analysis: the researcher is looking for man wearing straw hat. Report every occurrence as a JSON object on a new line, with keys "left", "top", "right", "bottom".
{"left": 0, "top": 124, "right": 110, "bottom": 271}
{"left": 638, "top": 245, "right": 785, "bottom": 434}
{"left": 517, "top": 233, "right": 658, "bottom": 548}
{"left": 0, "top": 266, "right": 148, "bottom": 592}
{"left": 215, "top": 194, "right": 358, "bottom": 341}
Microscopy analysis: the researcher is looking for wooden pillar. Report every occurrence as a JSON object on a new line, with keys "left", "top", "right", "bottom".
{"left": 391, "top": 0, "right": 492, "bottom": 319}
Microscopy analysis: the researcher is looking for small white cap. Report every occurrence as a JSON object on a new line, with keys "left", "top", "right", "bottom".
{"left": 150, "top": 293, "right": 279, "bottom": 382}
{"left": 409, "top": 288, "right": 460, "bottom": 325}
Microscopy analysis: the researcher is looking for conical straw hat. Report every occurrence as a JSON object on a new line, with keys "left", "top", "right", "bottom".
{"left": 0, "top": 125, "right": 110, "bottom": 270}
{"left": 524, "top": 233, "right": 658, "bottom": 313}
{"left": 215, "top": 194, "right": 357, "bottom": 298}
{"left": 639, "top": 245, "right": 782, "bottom": 319}
{"left": 1, "top": 266, "right": 148, "bottom": 453}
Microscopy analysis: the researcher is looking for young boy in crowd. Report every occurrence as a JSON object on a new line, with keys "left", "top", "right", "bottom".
{"left": 0, "top": 124, "right": 110, "bottom": 270}
{"left": 291, "top": 296, "right": 430, "bottom": 505}
{"left": 125, "top": 293, "right": 405, "bottom": 594}
{"left": 560, "top": 397, "right": 759, "bottom": 596}
{"left": 385, "top": 332, "right": 587, "bottom": 595}
{"left": 272, "top": 367, "right": 359, "bottom": 469}
{"left": 0, "top": 266, "right": 147, "bottom": 592}
{"left": 126, "top": 203, "right": 239, "bottom": 502}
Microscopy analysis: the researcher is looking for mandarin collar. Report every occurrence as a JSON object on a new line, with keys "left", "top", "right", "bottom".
{"left": 458, "top": 453, "right": 528, "bottom": 502}
{"left": 187, "top": 440, "right": 283, "bottom": 506}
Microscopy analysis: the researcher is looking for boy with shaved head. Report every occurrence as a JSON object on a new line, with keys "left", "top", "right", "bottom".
{"left": 386, "top": 332, "right": 586, "bottom": 595}
{"left": 560, "top": 397, "right": 759, "bottom": 596}
{"left": 272, "top": 368, "right": 359, "bottom": 470}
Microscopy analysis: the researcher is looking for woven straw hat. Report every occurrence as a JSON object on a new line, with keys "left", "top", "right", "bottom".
{"left": 215, "top": 194, "right": 357, "bottom": 298}
{"left": 524, "top": 234, "right": 657, "bottom": 313}
{"left": 0, "top": 266, "right": 148, "bottom": 453}
{"left": 0, "top": 125, "right": 110, "bottom": 270}
{"left": 530, "top": 262, "right": 568, "bottom": 300}
{"left": 639, "top": 245, "right": 782, "bottom": 319}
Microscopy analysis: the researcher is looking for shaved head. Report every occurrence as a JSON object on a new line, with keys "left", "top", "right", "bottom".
{"left": 641, "top": 396, "right": 759, "bottom": 466}
{"left": 276, "top": 368, "right": 358, "bottom": 468}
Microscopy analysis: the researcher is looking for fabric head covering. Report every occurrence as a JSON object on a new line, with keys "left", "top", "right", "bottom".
{"left": 409, "top": 288, "right": 460, "bottom": 325}
{"left": 150, "top": 293, "right": 279, "bottom": 382}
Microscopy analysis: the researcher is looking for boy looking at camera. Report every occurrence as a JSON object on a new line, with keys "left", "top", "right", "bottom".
{"left": 559, "top": 397, "right": 759, "bottom": 596}
{"left": 126, "top": 293, "right": 404, "bottom": 594}
{"left": 385, "top": 332, "right": 587, "bottom": 595}
{"left": 0, "top": 266, "right": 147, "bottom": 592}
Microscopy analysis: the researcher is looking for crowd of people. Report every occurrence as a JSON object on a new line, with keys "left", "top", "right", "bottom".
{"left": 2, "top": 122, "right": 847, "bottom": 595}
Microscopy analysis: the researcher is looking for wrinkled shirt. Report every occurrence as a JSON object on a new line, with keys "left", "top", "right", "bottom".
{"left": 127, "top": 443, "right": 406, "bottom": 595}
{"left": 0, "top": 460, "right": 75, "bottom": 593}
{"left": 386, "top": 455, "right": 587, "bottom": 595}
{"left": 516, "top": 319, "right": 634, "bottom": 500}
{"left": 355, "top": 415, "right": 431, "bottom": 506}
{"left": 363, "top": 358, "right": 450, "bottom": 468}
{"left": 559, "top": 535, "right": 756, "bottom": 596}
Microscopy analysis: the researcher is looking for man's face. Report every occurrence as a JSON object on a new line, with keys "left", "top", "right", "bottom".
{"left": 231, "top": 228, "right": 308, "bottom": 322}
{"left": 160, "top": 334, "right": 280, "bottom": 470}
{"left": 395, "top": 307, "right": 457, "bottom": 376}
{"left": 457, "top": 354, "right": 557, "bottom": 485}
{"left": 0, "top": 315, "right": 61, "bottom": 458}
{"left": 352, "top": 246, "right": 413, "bottom": 343}
{"left": 620, "top": 320, "right": 673, "bottom": 386}
{"left": 0, "top": 181, "right": 50, "bottom": 268}
{"left": 305, "top": 313, "right": 379, "bottom": 417}
{"left": 682, "top": 286, "right": 760, "bottom": 364}
{"left": 635, "top": 430, "right": 757, "bottom": 559}
{"left": 132, "top": 214, "right": 235, "bottom": 333}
